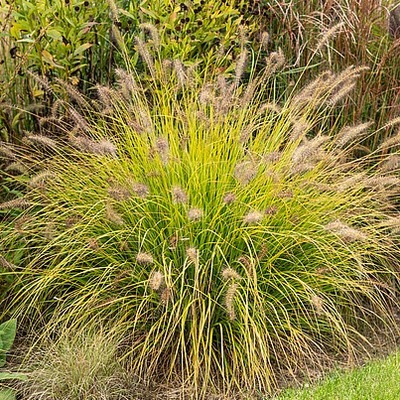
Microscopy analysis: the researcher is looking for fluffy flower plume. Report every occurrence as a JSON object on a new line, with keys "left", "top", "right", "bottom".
{"left": 172, "top": 186, "right": 188, "bottom": 204}
{"left": 161, "top": 287, "right": 172, "bottom": 304}
{"left": 234, "top": 161, "right": 258, "bottom": 185}
{"left": 0, "top": 255, "right": 16, "bottom": 271}
{"left": 243, "top": 211, "right": 264, "bottom": 225}
{"left": 128, "top": 182, "right": 149, "bottom": 198}
{"left": 225, "top": 283, "right": 239, "bottom": 321}
{"left": 223, "top": 192, "right": 236, "bottom": 204}
{"left": 70, "top": 136, "right": 117, "bottom": 156}
{"left": 0, "top": 198, "right": 31, "bottom": 210}
{"left": 186, "top": 247, "right": 199, "bottom": 265}
{"left": 324, "top": 220, "right": 367, "bottom": 243}
{"left": 136, "top": 252, "right": 154, "bottom": 265}
{"left": 26, "top": 134, "right": 58, "bottom": 149}
{"left": 222, "top": 267, "right": 242, "bottom": 280}
{"left": 292, "top": 136, "right": 329, "bottom": 165}
{"left": 149, "top": 271, "right": 164, "bottom": 291}
{"left": 139, "top": 23, "right": 160, "bottom": 48}
{"left": 333, "top": 122, "right": 372, "bottom": 149}
{"left": 108, "top": 185, "right": 131, "bottom": 201}
{"left": 155, "top": 137, "right": 169, "bottom": 165}
{"left": 188, "top": 208, "right": 203, "bottom": 221}
{"left": 311, "top": 294, "right": 324, "bottom": 315}
{"left": 105, "top": 203, "right": 124, "bottom": 226}
{"left": 29, "top": 171, "right": 55, "bottom": 189}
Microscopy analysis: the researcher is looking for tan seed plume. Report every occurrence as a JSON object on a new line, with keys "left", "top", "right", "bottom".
{"left": 0, "top": 145, "right": 16, "bottom": 160}
{"left": 161, "top": 287, "right": 172, "bottom": 304}
{"left": 155, "top": 137, "right": 169, "bottom": 165}
{"left": 379, "top": 129, "right": 400, "bottom": 151}
{"left": 325, "top": 220, "right": 367, "bottom": 243}
{"left": 139, "top": 23, "right": 160, "bottom": 48}
{"left": 260, "top": 31, "right": 270, "bottom": 50}
{"left": 115, "top": 68, "right": 140, "bottom": 98}
{"left": 0, "top": 198, "right": 31, "bottom": 210}
{"left": 223, "top": 192, "right": 236, "bottom": 204}
{"left": 243, "top": 211, "right": 264, "bottom": 224}
{"left": 225, "top": 283, "right": 239, "bottom": 321}
{"left": 129, "top": 182, "right": 149, "bottom": 198}
{"left": 5, "top": 162, "right": 28, "bottom": 174}
{"left": 314, "top": 22, "right": 345, "bottom": 53}
{"left": 136, "top": 252, "right": 154, "bottom": 265}
{"left": 173, "top": 59, "right": 188, "bottom": 87}
{"left": 55, "top": 78, "right": 89, "bottom": 108}
{"left": 0, "top": 255, "right": 17, "bottom": 271}
{"left": 26, "top": 134, "right": 58, "bottom": 149}
{"left": 234, "top": 49, "right": 248, "bottom": 87}
{"left": 311, "top": 294, "right": 324, "bottom": 315}
{"left": 292, "top": 136, "right": 329, "bottom": 165}
{"left": 135, "top": 36, "right": 156, "bottom": 77}
{"left": 333, "top": 122, "right": 372, "bottom": 148}
{"left": 186, "top": 247, "right": 199, "bottom": 266}
{"left": 188, "top": 208, "right": 203, "bottom": 222}
{"left": 222, "top": 267, "right": 242, "bottom": 280}
{"left": 29, "top": 171, "right": 55, "bottom": 189}
{"left": 380, "top": 155, "right": 400, "bottom": 172}
{"left": 234, "top": 161, "right": 258, "bottom": 185}
{"left": 265, "top": 48, "right": 285, "bottom": 74}
{"left": 108, "top": 185, "right": 131, "bottom": 201}
{"left": 149, "top": 270, "right": 164, "bottom": 291}
{"left": 172, "top": 186, "right": 188, "bottom": 204}
{"left": 105, "top": 203, "right": 124, "bottom": 226}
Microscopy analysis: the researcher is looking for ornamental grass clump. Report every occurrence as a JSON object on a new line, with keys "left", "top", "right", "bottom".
{"left": 0, "top": 55, "right": 399, "bottom": 397}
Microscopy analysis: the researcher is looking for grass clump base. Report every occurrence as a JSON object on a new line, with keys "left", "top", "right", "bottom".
{"left": 0, "top": 59, "right": 399, "bottom": 398}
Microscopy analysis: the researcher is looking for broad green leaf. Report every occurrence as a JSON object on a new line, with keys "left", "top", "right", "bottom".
{"left": 0, "top": 372, "right": 27, "bottom": 381}
{"left": 0, "top": 320, "right": 16, "bottom": 352}
{"left": 0, "top": 389, "right": 15, "bottom": 400}
{"left": 73, "top": 43, "right": 93, "bottom": 56}
{"left": 41, "top": 50, "right": 65, "bottom": 69}
{"left": 16, "top": 37, "right": 35, "bottom": 43}
{"left": 41, "top": 49, "right": 54, "bottom": 64}
{"left": 138, "top": 7, "right": 159, "bottom": 19}
{"left": 47, "top": 29, "right": 62, "bottom": 41}
{"left": 10, "top": 22, "right": 29, "bottom": 39}
{"left": 11, "top": 113, "right": 24, "bottom": 129}
{"left": 118, "top": 9, "right": 136, "bottom": 19}
{"left": 70, "top": 63, "right": 87, "bottom": 73}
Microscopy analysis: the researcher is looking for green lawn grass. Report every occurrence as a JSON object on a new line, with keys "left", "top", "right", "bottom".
{"left": 275, "top": 350, "right": 400, "bottom": 400}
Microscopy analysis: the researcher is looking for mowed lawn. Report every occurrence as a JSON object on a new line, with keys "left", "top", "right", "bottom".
{"left": 275, "top": 350, "right": 400, "bottom": 400}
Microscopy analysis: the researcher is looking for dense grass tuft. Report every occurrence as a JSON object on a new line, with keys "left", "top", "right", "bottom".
{"left": 0, "top": 59, "right": 399, "bottom": 397}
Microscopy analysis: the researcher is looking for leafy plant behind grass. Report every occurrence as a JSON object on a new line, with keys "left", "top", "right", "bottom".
{"left": 0, "top": 50, "right": 399, "bottom": 397}
{"left": 0, "top": 319, "right": 27, "bottom": 400}
{"left": 0, "top": 0, "right": 257, "bottom": 143}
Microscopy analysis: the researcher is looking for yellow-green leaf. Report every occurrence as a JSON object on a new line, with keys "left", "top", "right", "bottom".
{"left": 41, "top": 49, "right": 54, "bottom": 64}
{"left": 47, "top": 29, "right": 62, "bottom": 41}
{"left": 73, "top": 43, "right": 93, "bottom": 56}
{"left": 32, "top": 89, "right": 45, "bottom": 97}
{"left": 41, "top": 50, "right": 65, "bottom": 69}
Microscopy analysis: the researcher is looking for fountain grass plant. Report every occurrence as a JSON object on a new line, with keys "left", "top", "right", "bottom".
{"left": 0, "top": 52, "right": 399, "bottom": 397}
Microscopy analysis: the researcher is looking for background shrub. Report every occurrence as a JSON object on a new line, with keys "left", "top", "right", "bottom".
{"left": 0, "top": 0, "right": 257, "bottom": 143}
